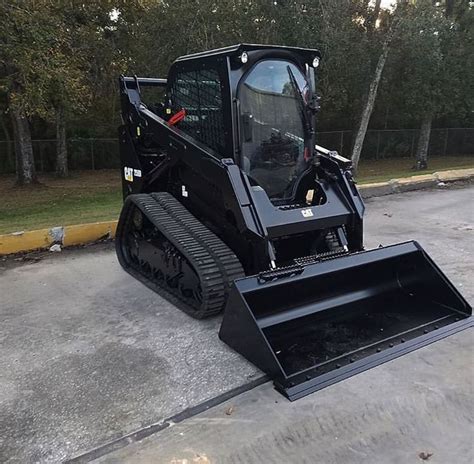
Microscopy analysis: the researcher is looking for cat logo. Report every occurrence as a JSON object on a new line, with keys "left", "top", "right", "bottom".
{"left": 301, "top": 208, "right": 313, "bottom": 218}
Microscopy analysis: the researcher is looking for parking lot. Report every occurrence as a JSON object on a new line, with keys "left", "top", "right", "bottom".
{"left": 1, "top": 185, "right": 473, "bottom": 463}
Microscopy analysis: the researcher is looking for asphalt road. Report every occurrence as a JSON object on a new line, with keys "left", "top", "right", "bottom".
{"left": 0, "top": 185, "right": 473, "bottom": 463}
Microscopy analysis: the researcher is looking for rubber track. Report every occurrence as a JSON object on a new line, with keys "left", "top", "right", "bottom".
{"left": 116, "top": 193, "right": 244, "bottom": 319}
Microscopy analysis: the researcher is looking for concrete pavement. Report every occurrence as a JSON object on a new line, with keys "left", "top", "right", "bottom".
{"left": 0, "top": 185, "right": 473, "bottom": 463}
{"left": 97, "top": 329, "right": 473, "bottom": 464}
{"left": 0, "top": 247, "right": 260, "bottom": 463}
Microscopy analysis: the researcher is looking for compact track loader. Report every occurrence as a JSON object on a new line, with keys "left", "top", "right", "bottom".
{"left": 116, "top": 44, "right": 472, "bottom": 400}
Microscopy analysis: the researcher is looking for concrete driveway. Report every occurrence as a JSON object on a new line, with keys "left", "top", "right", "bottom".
{"left": 0, "top": 185, "right": 472, "bottom": 463}
{"left": 97, "top": 330, "right": 473, "bottom": 464}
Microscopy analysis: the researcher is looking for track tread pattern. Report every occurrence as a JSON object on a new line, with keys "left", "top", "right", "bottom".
{"left": 116, "top": 193, "right": 244, "bottom": 319}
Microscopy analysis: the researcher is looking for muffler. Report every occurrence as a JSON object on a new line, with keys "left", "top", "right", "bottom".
{"left": 219, "top": 241, "right": 472, "bottom": 400}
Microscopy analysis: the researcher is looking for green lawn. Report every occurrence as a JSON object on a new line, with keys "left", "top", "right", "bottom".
{"left": 0, "top": 171, "right": 123, "bottom": 234}
{"left": 0, "top": 155, "right": 472, "bottom": 235}
{"left": 356, "top": 155, "right": 474, "bottom": 184}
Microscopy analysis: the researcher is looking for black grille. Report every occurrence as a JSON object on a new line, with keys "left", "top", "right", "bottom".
{"left": 170, "top": 69, "right": 225, "bottom": 154}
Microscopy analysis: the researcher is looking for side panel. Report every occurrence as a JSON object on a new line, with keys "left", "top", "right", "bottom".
{"left": 118, "top": 125, "right": 145, "bottom": 198}
{"left": 125, "top": 104, "right": 270, "bottom": 274}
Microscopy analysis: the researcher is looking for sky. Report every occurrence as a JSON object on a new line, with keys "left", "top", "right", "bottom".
{"left": 380, "top": 0, "right": 397, "bottom": 9}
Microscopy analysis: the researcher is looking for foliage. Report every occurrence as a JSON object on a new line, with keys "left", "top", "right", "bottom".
{"left": 0, "top": 0, "right": 472, "bottom": 141}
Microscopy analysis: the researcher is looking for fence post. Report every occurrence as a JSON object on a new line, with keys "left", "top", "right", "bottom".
{"left": 90, "top": 139, "right": 95, "bottom": 170}
{"left": 376, "top": 131, "right": 381, "bottom": 159}
{"left": 39, "top": 142, "right": 44, "bottom": 172}
{"left": 410, "top": 130, "right": 416, "bottom": 157}
{"left": 443, "top": 128, "right": 449, "bottom": 157}
{"left": 1, "top": 141, "right": 14, "bottom": 174}
{"left": 339, "top": 131, "right": 344, "bottom": 155}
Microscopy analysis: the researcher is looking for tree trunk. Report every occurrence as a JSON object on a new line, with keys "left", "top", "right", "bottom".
{"left": 445, "top": 0, "right": 454, "bottom": 18}
{"left": 10, "top": 107, "right": 36, "bottom": 185}
{"left": 365, "top": 0, "right": 382, "bottom": 36}
{"left": 55, "top": 105, "right": 68, "bottom": 177}
{"left": 351, "top": 35, "right": 392, "bottom": 174}
{"left": 414, "top": 114, "right": 432, "bottom": 170}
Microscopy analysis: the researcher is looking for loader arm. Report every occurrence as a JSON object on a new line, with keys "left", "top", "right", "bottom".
{"left": 119, "top": 75, "right": 276, "bottom": 273}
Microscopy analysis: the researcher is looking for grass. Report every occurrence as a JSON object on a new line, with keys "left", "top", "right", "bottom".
{"left": 0, "top": 155, "right": 472, "bottom": 235}
{"left": 0, "top": 170, "right": 123, "bottom": 234}
{"left": 356, "top": 155, "right": 474, "bottom": 184}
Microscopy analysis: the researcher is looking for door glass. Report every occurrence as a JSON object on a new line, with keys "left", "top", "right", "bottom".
{"left": 239, "top": 60, "right": 309, "bottom": 198}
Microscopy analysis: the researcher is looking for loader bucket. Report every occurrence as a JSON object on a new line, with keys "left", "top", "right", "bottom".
{"left": 219, "top": 241, "right": 472, "bottom": 400}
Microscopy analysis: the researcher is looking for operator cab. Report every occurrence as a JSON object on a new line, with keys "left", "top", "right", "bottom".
{"left": 166, "top": 44, "right": 321, "bottom": 204}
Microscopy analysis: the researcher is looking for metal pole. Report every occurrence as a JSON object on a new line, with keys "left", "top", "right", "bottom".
{"left": 6, "top": 141, "right": 13, "bottom": 173}
{"left": 376, "top": 131, "right": 381, "bottom": 160}
{"left": 90, "top": 139, "right": 95, "bottom": 170}
{"left": 340, "top": 131, "right": 344, "bottom": 155}
{"left": 443, "top": 128, "right": 449, "bottom": 157}
{"left": 39, "top": 142, "right": 44, "bottom": 172}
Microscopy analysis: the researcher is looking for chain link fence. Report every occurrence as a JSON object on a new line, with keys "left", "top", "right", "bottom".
{"left": 0, "top": 128, "right": 473, "bottom": 174}
{"left": 318, "top": 128, "right": 474, "bottom": 160}
{"left": 0, "top": 138, "right": 120, "bottom": 174}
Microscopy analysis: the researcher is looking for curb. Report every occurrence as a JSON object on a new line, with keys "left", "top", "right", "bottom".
{"left": 0, "top": 168, "right": 472, "bottom": 256}
{"left": 0, "top": 221, "right": 117, "bottom": 256}
{"left": 358, "top": 168, "right": 474, "bottom": 198}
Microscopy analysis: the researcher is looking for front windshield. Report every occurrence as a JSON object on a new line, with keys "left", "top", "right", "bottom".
{"left": 239, "top": 60, "right": 309, "bottom": 199}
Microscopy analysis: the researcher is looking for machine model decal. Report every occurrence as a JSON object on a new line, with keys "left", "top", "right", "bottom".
{"left": 124, "top": 167, "right": 133, "bottom": 182}
{"left": 124, "top": 167, "right": 142, "bottom": 182}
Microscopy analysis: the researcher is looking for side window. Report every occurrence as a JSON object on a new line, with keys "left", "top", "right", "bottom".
{"left": 170, "top": 69, "right": 225, "bottom": 155}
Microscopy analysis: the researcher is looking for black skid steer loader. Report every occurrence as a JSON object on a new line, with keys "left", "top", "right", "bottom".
{"left": 116, "top": 44, "right": 472, "bottom": 400}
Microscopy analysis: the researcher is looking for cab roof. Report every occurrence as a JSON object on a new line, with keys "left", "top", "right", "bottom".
{"left": 175, "top": 43, "right": 321, "bottom": 63}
